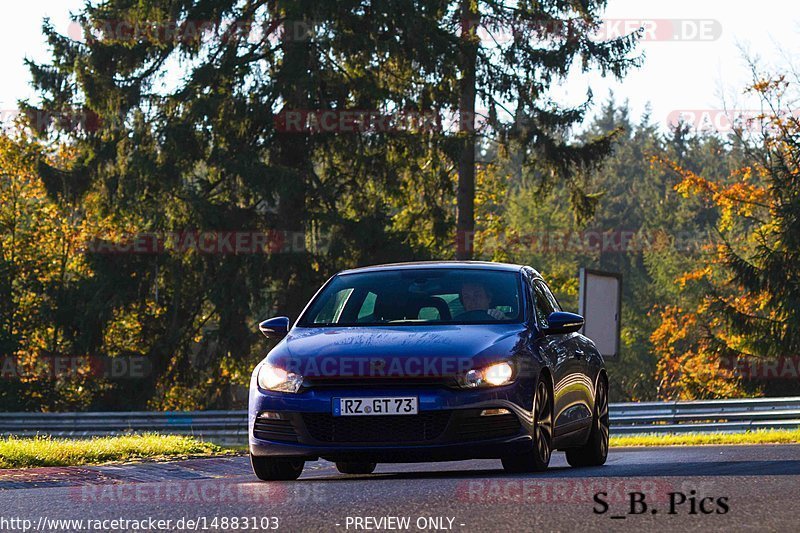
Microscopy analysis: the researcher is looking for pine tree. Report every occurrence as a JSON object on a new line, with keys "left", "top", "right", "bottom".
{"left": 449, "top": 0, "right": 642, "bottom": 258}
{"left": 652, "top": 73, "right": 800, "bottom": 398}
{"left": 24, "top": 0, "right": 456, "bottom": 407}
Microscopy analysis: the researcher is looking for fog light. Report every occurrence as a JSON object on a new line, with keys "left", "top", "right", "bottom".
{"left": 480, "top": 408, "right": 511, "bottom": 417}
{"left": 257, "top": 411, "right": 283, "bottom": 420}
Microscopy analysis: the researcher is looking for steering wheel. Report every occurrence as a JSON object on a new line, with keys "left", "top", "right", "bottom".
{"left": 455, "top": 309, "right": 495, "bottom": 321}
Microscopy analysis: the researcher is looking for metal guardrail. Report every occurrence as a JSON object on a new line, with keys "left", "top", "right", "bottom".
{"left": 610, "top": 397, "right": 800, "bottom": 435}
{"left": 0, "top": 411, "right": 249, "bottom": 447}
{"left": 2, "top": 398, "right": 799, "bottom": 446}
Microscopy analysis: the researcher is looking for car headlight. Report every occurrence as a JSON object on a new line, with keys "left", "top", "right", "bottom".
{"left": 257, "top": 363, "right": 304, "bottom": 393}
{"left": 459, "top": 361, "right": 515, "bottom": 388}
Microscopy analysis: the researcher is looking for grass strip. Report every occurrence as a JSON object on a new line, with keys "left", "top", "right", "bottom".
{"left": 0, "top": 434, "right": 228, "bottom": 469}
{"left": 3, "top": 428, "right": 799, "bottom": 468}
{"left": 611, "top": 428, "right": 800, "bottom": 447}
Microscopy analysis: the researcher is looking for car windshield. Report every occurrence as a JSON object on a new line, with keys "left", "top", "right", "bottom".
{"left": 298, "top": 268, "right": 523, "bottom": 326}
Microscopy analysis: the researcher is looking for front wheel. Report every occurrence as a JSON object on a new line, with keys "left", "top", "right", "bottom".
{"left": 250, "top": 454, "right": 304, "bottom": 481}
{"left": 565, "top": 376, "right": 609, "bottom": 467}
{"left": 502, "top": 378, "right": 553, "bottom": 473}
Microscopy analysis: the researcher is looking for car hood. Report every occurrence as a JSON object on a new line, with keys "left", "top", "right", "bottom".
{"left": 264, "top": 324, "right": 528, "bottom": 379}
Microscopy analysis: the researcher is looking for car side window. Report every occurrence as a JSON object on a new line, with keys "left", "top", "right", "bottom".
{"left": 537, "top": 281, "right": 562, "bottom": 313}
{"left": 532, "top": 282, "right": 553, "bottom": 328}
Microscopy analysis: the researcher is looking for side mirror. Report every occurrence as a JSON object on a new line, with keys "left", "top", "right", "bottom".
{"left": 543, "top": 311, "right": 584, "bottom": 335}
{"left": 259, "top": 316, "right": 290, "bottom": 340}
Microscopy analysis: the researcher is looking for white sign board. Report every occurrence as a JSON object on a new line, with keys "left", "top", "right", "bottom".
{"left": 578, "top": 268, "right": 621, "bottom": 360}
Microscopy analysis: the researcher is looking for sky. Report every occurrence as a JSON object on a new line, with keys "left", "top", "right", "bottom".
{"left": 1, "top": 0, "right": 799, "bottom": 133}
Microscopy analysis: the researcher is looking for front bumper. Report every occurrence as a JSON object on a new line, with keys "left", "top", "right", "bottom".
{"left": 248, "top": 382, "right": 536, "bottom": 462}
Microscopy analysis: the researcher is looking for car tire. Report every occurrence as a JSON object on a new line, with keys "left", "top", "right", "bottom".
{"left": 565, "top": 376, "right": 609, "bottom": 467}
{"left": 502, "top": 378, "right": 553, "bottom": 473}
{"left": 250, "top": 454, "right": 304, "bottom": 481}
{"left": 335, "top": 461, "right": 377, "bottom": 475}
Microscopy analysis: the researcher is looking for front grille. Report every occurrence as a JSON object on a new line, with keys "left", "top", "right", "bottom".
{"left": 302, "top": 412, "right": 451, "bottom": 443}
{"left": 454, "top": 410, "right": 522, "bottom": 441}
{"left": 304, "top": 377, "right": 454, "bottom": 389}
{"left": 253, "top": 417, "right": 299, "bottom": 443}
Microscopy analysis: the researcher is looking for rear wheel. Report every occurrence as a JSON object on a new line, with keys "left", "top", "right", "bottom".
{"left": 502, "top": 378, "right": 553, "bottom": 473}
{"left": 565, "top": 376, "right": 609, "bottom": 467}
{"left": 250, "top": 454, "right": 304, "bottom": 481}
{"left": 335, "top": 462, "right": 377, "bottom": 475}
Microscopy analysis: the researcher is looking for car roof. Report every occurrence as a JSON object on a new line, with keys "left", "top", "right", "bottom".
{"left": 338, "top": 260, "right": 539, "bottom": 277}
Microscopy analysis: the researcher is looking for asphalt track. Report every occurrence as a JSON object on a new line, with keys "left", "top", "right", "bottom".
{"left": 1, "top": 445, "right": 799, "bottom": 532}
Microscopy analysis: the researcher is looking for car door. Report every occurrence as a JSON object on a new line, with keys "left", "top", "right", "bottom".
{"left": 527, "top": 278, "right": 572, "bottom": 436}
{"left": 533, "top": 279, "right": 593, "bottom": 439}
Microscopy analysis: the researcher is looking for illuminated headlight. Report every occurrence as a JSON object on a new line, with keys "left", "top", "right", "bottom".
{"left": 460, "top": 361, "right": 515, "bottom": 388}
{"left": 257, "top": 363, "right": 304, "bottom": 393}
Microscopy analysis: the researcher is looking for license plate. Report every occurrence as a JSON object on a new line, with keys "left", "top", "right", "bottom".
{"left": 333, "top": 397, "right": 418, "bottom": 416}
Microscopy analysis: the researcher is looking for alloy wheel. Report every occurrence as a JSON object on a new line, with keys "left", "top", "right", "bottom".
{"left": 596, "top": 379, "right": 609, "bottom": 459}
{"left": 534, "top": 380, "right": 553, "bottom": 464}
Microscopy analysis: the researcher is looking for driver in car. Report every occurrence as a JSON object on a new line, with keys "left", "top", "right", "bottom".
{"left": 459, "top": 282, "right": 506, "bottom": 320}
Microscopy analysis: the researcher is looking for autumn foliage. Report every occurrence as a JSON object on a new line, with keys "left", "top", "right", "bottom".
{"left": 651, "top": 75, "right": 800, "bottom": 399}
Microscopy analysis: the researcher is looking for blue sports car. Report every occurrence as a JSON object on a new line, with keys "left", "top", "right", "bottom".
{"left": 248, "top": 261, "right": 608, "bottom": 480}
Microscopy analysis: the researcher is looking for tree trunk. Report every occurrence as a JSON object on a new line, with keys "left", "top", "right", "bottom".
{"left": 456, "top": 0, "right": 478, "bottom": 260}
{"left": 272, "top": 3, "right": 313, "bottom": 317}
